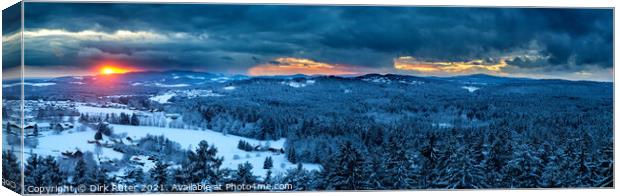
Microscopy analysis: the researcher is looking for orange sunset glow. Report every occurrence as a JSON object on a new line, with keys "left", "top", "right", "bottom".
{"left": 393, "top": 56, "right": 508, "bottom": 75}
{"left": 98, "top": 65, "right": 133, "bottom": 75}
{"left": 248, "top": 57, "right": 359, "bottom": 76}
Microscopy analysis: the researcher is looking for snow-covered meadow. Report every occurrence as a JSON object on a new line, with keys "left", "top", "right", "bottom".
{"left": 109, "top": 124, "right": 321, "bottom": 176}
{"left": 26, "top": 103, "right": 320, "bottom": 178}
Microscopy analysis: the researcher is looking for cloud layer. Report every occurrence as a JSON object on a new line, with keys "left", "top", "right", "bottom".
{"left": 248, "top": 57, "right": 363, "bottom": 76}
{"left": 394, "top": 56, "right": 508, "bottom": 75}
{"left": 2, "top": 2, "right": 21, "bottom": 76}
{"left": 17, "top": 3, "right": 613, "bottom": 80}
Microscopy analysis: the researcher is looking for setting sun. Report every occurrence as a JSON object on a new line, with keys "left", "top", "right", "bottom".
{"left": 99, "top": 66, "right": 130, "bottom": 75}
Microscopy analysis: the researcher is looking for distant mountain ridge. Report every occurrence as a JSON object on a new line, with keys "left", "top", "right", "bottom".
{"left": 3, "top": 70, "right": 611, "bottom": 103}
{"left": 16, "top": 70, "right": 611, "bottom": 86}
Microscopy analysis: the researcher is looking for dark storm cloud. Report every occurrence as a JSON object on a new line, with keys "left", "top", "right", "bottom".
{"left": 2, "top": 2, "right": 20, "bottom": 34}
{"left": 320, "top": 7, "right": 612, "bottom": 68}
{"left": 2, "top": 2, "right": 22, "bottom": 71}
{"left": 21, "top": 3, "right": 612, "bottom": 77}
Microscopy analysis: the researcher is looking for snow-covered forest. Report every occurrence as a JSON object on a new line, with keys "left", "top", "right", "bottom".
{"left": 2, "top": 72, "right": 614, "bottom": 193}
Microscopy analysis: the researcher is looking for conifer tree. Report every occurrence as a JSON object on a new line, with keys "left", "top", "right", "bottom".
{"left": 365, "top": 150, "right": 387, "bottom": 189}
{"left": 233, "top": 162, "right": 257, "bottom": 185}
{"left": 6, "top": 122, "right": 12, "bottom": 134}
{"left": 91, "top": 166, "right": 111, "bottom": 193}
{"left": 264, "top": 170, "right": 272, "bottom": 184}
{"left": 284, "top": 163, "right": 311, "bottom": 190}
{"left": 33, "top": 124, "right": 39, "bottom": 136}
{"left": 2, "top": 150, "right": 21, "bottom": 193}
{"left": 150, "top": 161, "right": 170, "bottom": 192}
{"left": 184, "top": 140, "right": 223, "bottom": 184}
{"left": 94, "top": 131, "right": 103, "bottom": 140}
{"left": 263, "top": 156, "right": 273, "bottom": 170}
{"left": 384, "top": 135, "right": 416, "bottom": 189}
{"left": 73, "top": 158, "right": 91, "bottom": 188}
{"left": 287, "top": 145, "right": 297, "bottom": 164}
{"left": 41, "top": 156, "right": 64, "bottom": 190}
{"left": 130, "top": 113, "right": 140, "bottom": 126}
{"left": 440, "top": 142, "right": 488, "bottom": 189}
{"left": 126, "top": 167, "right": 145, "bottom": 184}
{"left": 321, "top": 141, "right": 367, "bottom": 190}
{"left": 24, "top": 155, "right": 44, "bottom": 189}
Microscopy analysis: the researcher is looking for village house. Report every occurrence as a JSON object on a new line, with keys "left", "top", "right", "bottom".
{"left": 54, "top": 122, "right": 74, "bottom": 131}
{"left": 165, "top": 113, "right": 181, "bottom": 120}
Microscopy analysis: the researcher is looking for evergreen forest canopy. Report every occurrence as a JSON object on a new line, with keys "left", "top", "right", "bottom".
{"left": 2, "top": 72, "right": 614, "bottom": 192}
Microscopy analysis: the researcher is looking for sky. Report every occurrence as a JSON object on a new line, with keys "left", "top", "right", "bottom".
{"left": 2, "top": 3, "right": 614, "bottom": 81}
{"left": 2, "top": 2, "right": 21, "bottom": 80}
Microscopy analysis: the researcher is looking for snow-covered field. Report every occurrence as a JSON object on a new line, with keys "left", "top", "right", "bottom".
{"left": 110, "top": 124, "right": 320, "bottom": 176}
{"left": 23, "top": 108, "right": 319, "bottom": 177}
{"left": 70, "top": 81, "right": 85, "bottom": 85}
{"left": 362, "top": 77, "right": 392, "bottom": 84}
{"left": 211, "top": 77, "right": 230, "bottom": 83}
{"left": 281, "top": 80, "right": 315, "bottom": 88}
{"left": 152, "top": 83, "right": 189, "bottom": 88}
{"left": 462, "top": 86, "right": 480, "bottom": 93}
{"left": 185, "top": 75, "right": 206, "bottom": 80}
{"left": 150, "top": 92, "right": 176, "bottom": 104}
{"left": 150, "top": 90, "right": 224, "bottom": 104}
{"left": 14, "top": 101, "right": 321, "bottom": 179}
{"left": 25, "top": 126, "right": 125, "bottom": 160}
{"left": 2, "top": 82, "right": 57, "bottom": 88}
{"left": 361, "top": 77, "right": 423, "bottom": 85}
{"left": 76, "top": 104, "right": 140, "bottom": 116}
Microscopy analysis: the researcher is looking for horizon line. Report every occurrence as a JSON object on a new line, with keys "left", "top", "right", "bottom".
{"left": 3, "top": 70, "right": 613, "bottom": 83}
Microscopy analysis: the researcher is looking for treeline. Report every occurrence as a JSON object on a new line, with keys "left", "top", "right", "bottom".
{"left": 36, "top": 105, "right": 80, "bottom": 119}
{"left": 79, "top": 112, "right": 140, "bottom": 126}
